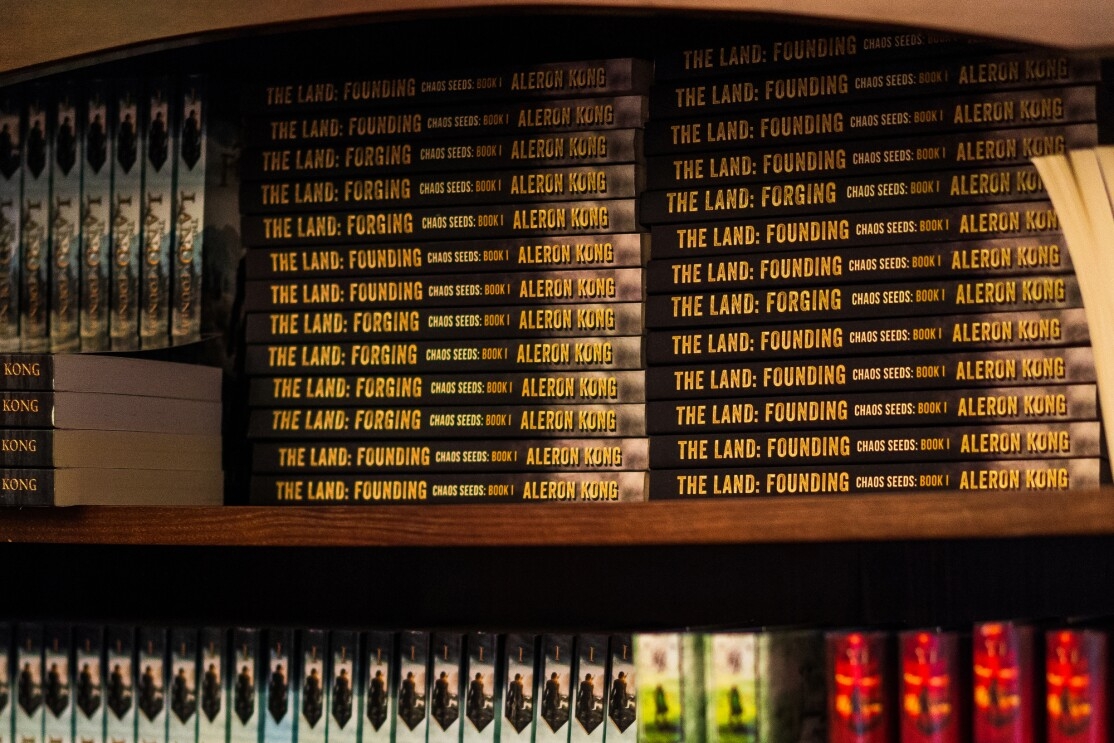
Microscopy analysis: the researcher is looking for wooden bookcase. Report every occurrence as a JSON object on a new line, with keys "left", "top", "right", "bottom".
{"left": 0, "top": 3, "right": 1112, "bottom": 638}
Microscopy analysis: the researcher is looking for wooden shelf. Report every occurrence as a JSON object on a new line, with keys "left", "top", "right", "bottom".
{"left": 1, "top": 489, "right": 1111, "bottom": 547}
{"left": 4, "top": 0, "right": 1113, "bottom": 79}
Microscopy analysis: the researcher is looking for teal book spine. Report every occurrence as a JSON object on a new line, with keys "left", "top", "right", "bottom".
{"left": 104, "top": 626, "right": 136, "bottom": 743}
{"left": 262, "top": 629, "right": 296, "bottom": 743}
{"left": 427, "top": 633, "right": 462, "bottom": 743}
{"left": 326, "top": 630, "right": 359, "bottom": 743}
{"left": 139, "top": 78, "right": 175, "bottom": 349}
{"left": 171, "top": 76, "right": 205, "bottom": 345}
{"left": 167, "top": 629, "right": 197, "bottom": 743}
{"left": 20, "top": 86, "right": 50, "bottom": 352}
{"left": 42, "top": 624, "right": 73, "bottom": 743}
{"left": 135, "top": 628, "right": 167, "bottom": 743}
{"left": 297, "top": 629, "right": 327, "bottom": 743}
{"left": 109, "top": 81, "right": 142, "bottom": 351}
{"left": 605, "top": 634, "right": 636, "bottom": 743}
{"left": 227, "top": 629, "right": 261, "bottom": 743}
{"left": 15, "top": 624, "right": 45, "bottom": 743}
{"left": 535, "top": 635, "right": 573, "bottom": 743}
{"left": 501, "top": 633, "right": 538, "bottom": 743}
{"left": 79, "top": 80, "right": 113, "bottom": 351}
{"left": 394, "top": 631, "right": 428, "bottom": 743}
{"left": 635, "top": 633, "right": 683, "bottom": 743}
{"left": 0, "top": 90, "right": 22, "bottom": 352}
{"left": 461, "top": 633, "right": 497, "bottom": 743}
{"left": 705, "top": 633, "right": 758, "bottom": 743}
{"left": 49, "top": 82, "right": 81, "bottom": 352}
{"left": 361, "top": 631, "right": 394, "bottom": 743}
{"left": 569, "top": 635, "right": 607, "bottom": 743}
{"left": 196, "top": 629, "right": 228, "bottom": 743}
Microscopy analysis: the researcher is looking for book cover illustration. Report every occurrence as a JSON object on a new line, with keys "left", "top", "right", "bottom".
{"left": 899, "top": 630, "right": 967, "bottom": 743}
{"left": 228, "top": 629, "right": 261, "bottom": 743}
{"left": 42, "top": 624, "right": 73, "bottom": 743}
{"left": 327, "top": 630, "right": 359, "bottom": 743}
{"left": 973, "top": 622, "right": 1039, "bottom": 743}
{"left": 49, "top": 82, "right": 81, "bottom": 352}
{"left": 105, "top": 626, "right": 135, "bottom": 743}
{"left": 500, "top": 633, "right": 537, "bottom": 743}
{"left": 15, "top": 624, "right": 44, "bottom": 743}
{"left": 196, "top": 628, "right": 227, "bottom": 743}
{"left": 80, "top": 80, "right": 112, "bottom": 351}
{"left": 535, "top": 634, "right": 573, "bottom": 743}
{"left": 172, "top": 75, "right": 205, "bottom": 345}
{"left": 1046, "top": 628, "right": 1107, "bottom": 743}
{"left": 140, "top": 78, "right": 175, "bottom": 349}
{"left": 570, "top": 634, "right": 608, "bottom": 743}
{"left": 394, "top": 631, "right": 428, "bottom": 743}
{"left": 607, "top": 633, "right": 637, "bottom": 743}
{"left": 110, "top": 81, "right": 143, "bottom": 351}
{"left": 298, "top": 629, "right": 328, "bottom": 743}
{"left": 755, "top": 630, "right": 826, "bottom": 743}
{"left": 462, "top": 633, "right": 497, "bottom": 743}
{"left": 635, "top": 633, "right": 683, "bottom": 743}
{"left": 0, "top": 625, "right": 11, "bottom": 743}
{"left": 20, "top": 86, "right": 50, "bottom": 352}
{"left": 136, "top": 627, "right": 168, "bottom": 743}
{"left": 363, "top": 630, "right": 395, "bottom": 743}
{"left": 0, "top": 90, "right": 22, "bottom": 352}
{"left": 428, "top": 632, "right": 462, "bottom": 743}
{"left": 827, "top": 631, "right": 894, "bottom": 743}
{"left": 262, "top": 629, "right": 296, "bottom": 743}
{"left": 167, "top": 629, "right": 198, "bottom": 743}
{"left": 705, "top": 633, "right": 757, "bottom": 743}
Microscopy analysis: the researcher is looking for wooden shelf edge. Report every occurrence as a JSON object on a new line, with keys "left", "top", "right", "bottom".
{"left": 0, "top": 489, "right": 1110, "bottom": 547}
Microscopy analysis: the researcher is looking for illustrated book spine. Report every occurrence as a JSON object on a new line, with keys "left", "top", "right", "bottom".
{"left": 42, "top": 624, "right": 73, "bottom": 743}
{"left": 0, "top": 89, "right": 22, "bottom": 352}
{"left": 427, "top": 633, "right": 463, "bottom": 743}
{"left": 534, "top": 635, "right": 573, "bottom": 743}
{"left": 569, "top": 634, "right": 609, "bottom": 743}
{"left": 825, "top": 631, "right": 895, "bottom": 743}
{"left": 1045, "top": 627, "right": 1108, "bottom": 743}
{"left": 15, "top": 623, "right": 44, "bottom": 743}
{"left": 606, "top": 634, "right": 636, "bottom": 743}
{"left": 296, "top": 629, "right": 327, "bottom": 743}
{"left": 49, "top": 82, "right": 82, "bottom": 352}
{"left": 171, "top": 75, "right": 205, "bottom": 345}
{"left": 898, "top": 629, "right": 969, "bottom": 743}
{"left": 261, "top": 629, "right": 296, "bottom": 743}
{"left": 634, "top": 633, "right": 683, "bottom": 743}
{"left": 704, "top": 632, "right": 757, "bottom": 743}
{"left": 500, "top": 634, "right": 537, "bottom": 743}
{"left": 20, "top": 85, "right": 51, "bottom": 352}
{"left": 362, "top": 630, "right": 395, "bottom": 743}
{"left": 135, "top": 627, "right": 168, "bottom": 743}
{"left": 972, "top": 622, "right": 1041, "bottom": 743}
{"left": 104, "top": 626, "right": 136, "bottom": 743}
{"left": 326, "top": 630, "right": 359, "bottom": 743}
{"left": 139, "top": 78, "right": 176, "bottom": 349}
{"left": 394, "top": 631, "right": 429, "bottom": 743}
{"left": 461, "top": 633, "right": 498, "bottom": 743}
{"left": 195, "top": 628, "right": 228, "bottom": 743}
{"left": 80, "top": 80, "right": 113, "bottom": 351}
{"left": 109, "top": 80, "right": 143, "bottom": 351}
{"left": 227, "top": 628, "right": 261, "bottom": 743}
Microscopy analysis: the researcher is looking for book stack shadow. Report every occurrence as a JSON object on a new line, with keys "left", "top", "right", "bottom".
{"left": 238, "top": 57, "right": 653, "bottom": 504}
{"left": 0, "top": 354, "right": 222, "bottom": 505}
{"left": 640, "top": 30, "right": 1110, "bottom": 498}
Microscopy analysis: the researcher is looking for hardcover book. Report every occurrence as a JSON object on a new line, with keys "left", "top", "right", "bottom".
{"left": 196, "top": 628, "right": 228, "bottom": 743}
{"left": 462, "top": 633, "right": 497, "bottom": 743}
{"left": 43, "top": 624, "right": 73, "bottom": 743}
{"left": 428, "top": 632, "right": 462, "bottom": 743}
{"left": 635, "top": 633, "right": 683, "bottom": 743}
{"left": 110, "top": 80, "right": 144, "bottom": 351}
{"left": 606, "top": 633, "right": 637, "bottom": 743}
{"left": 262, "top": 629, "right": 296, "bottom": 743}
{"left": 228, "top": 629, "right": 262, "bottom": 743}
{"left": 172, "top": 75, "right": 205, "bottom": 345}
{"left": 535, "top": 635, "right": 574, "bottom": 743}
{"left": 500, "top": 633, "right": 538, "bottom": 743}
{"left": 136, "top": 627, "right": 168, "bottom": 743}
{"left": 362, "top": 630, "right": 395, "bottom": 743}
{"left": 104, "top": 626, "right": 136, "bottom": 743}
{"left": 80, "top": 80, "right": 113, "bottom": 351}
{"left": 167, "top": 629, "right": 198, "bottom": 743}
{"left": 20, "top": 85, "right": 51, "bottom": 352}
{"left": 569, "top": 634, "right": 608, "bottom": 743}
{"left": 299, "top": 629, "right": 328, "bottom": 743}
{"left": 140, "top": 78, "right": 176, "bottom": 349}
{"left": 327, "top": 630, "right": 359, "bottom": 743}
{"left": 15, "top": 624, "right": 44, "bottom": 743}
{"left": 49, "top": 82, "right": 82, "bottom": 352}
{"left": 0, "top": 89, "right": 21, "bottom": 352}
{"left": 394, "top": 631, "right": 429, "bottom": 743}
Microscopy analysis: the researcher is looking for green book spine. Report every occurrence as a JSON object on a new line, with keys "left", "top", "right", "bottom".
{"left": 326, "top": 630, "right": 359, "bottom": 743}
{"left": 0, "top": 90, "right": 22, "bottom": 352}
{"left": 705, "top": 633, "right": 757, "bottom": 743}
{"left": 681, "top": 634, "right": 706, "bottom": 743}
{"left": 196, "top": 629, "right": 228, "bottom": 743}
{"left": 80, "top": 80, "right": 113, "bottom": 351}
{"left": 635, "top": 633, "right": 684, "bottom": 743}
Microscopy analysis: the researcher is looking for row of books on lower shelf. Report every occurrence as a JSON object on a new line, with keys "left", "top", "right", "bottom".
{"left": 0, "top": 621, "right": 1108, "bottom": 743}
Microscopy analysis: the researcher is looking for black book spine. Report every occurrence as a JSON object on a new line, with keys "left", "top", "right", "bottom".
{"left": 0, "top": 354, "right": 57, "bottom": 390}
{"left": 648, "top": 201, "right": 1062, "bottom": 257}
{"left": 240, "top": 199, "right": 638, "bottom": 246}
{"left": 0, "top": 391, "right": 56, "bottom": 427}
{"left": 252, "top": 436, "right": 649, "bottom": 473}
{"left": 646, "top": 346, "right": 1095, "bottom": 399}
{"left": 649, "top": 458, "right": 1101, "bottom": 498}
{"left": 647, "top": 308, "right": 1090, "bottom": 364}
{"left": 646, "top": 274, "right": 1083, "bottom": 329}
{"left": 0, "top": 428, "right": 53, "bottom": 467}
{"left": 243, "top": 233, "right": 648, "bottom": 278}
{"left": 239, "top": 129, "right": 643, "bottom": 180}
{"left": 643, "top": 85, "right": 1099, "bottom": 155}
{"left": 639, "top": 164, "right": 1047, "bottom": 224}
{"left": 245, "top": 335, "right": 644, "bottom": 374}
{"left": 250, "top": 470, "right": 647, "bottom": 504}
{"left": 245, "top": 301, "right": 644, "bottom": 342}
{"left": 240, "top": 162, "right": 642, "bottom": 213}
{"left": 249, "top": 402, "right": 646, "bottom": 439}
{"left": 650, "top": 421, "right": 1101, "bottom": 467}
{"left": 244, "top": 58, "right": 652, "bottom": 112}
{"left": 249, "top": 369, "right": 646, "bottom": 407}
{"left": 650, "top": 52, "right": 1101, "bottom": 118}
{"left": 0, "top": 89, "right": 23, "bottom": 353}
{"left": 644, "top": 123, "right": 1096, "bottom": 189}
{"left": 646, "top": 383, "right": 1098, "bottom": 434}
{"left": 243, "top": 94, "right": 648, "bottom": 145}
{"left": 646, "top": 236, "right": 1073, "bottom": 293}
{"left": 242, "top": 267, "right": 643, "bottom": 311}
{"left": 0, "top": 468, "right": 53, "bottom": 505}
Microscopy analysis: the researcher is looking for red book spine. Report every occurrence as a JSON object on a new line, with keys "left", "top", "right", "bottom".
{"left": 899, "top": 630, "right": 968, "bottom": 743}
{"left": 973, "top": 622, "right": 1038, "bottom": 743}
{"left": 828, "top": 631, "right": 895, "bottom": 743}
{"left": 1046, "top": 628, "right": 1107, "bottom": 743}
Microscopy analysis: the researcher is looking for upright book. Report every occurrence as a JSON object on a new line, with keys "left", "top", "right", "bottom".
{"left": 136, "top": 627, "right": 168, "bottom": 743}
{"left": 0, "top": 90, "right": 21, "bottom": 352}
{"left": 362, "top": 630, "right": 395, "bottom": 743}
{"left": 196, "top": 628, "right": 228, "bottom": 743}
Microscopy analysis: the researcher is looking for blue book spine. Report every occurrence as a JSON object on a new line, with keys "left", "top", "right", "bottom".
{"left": 361, "top": 632, "right": 394, "bottom": 743}
{"left": 139, "top": 78, "right": 175, "bottom": 349}
{"left": 171, "top": 76, "right": 205, "bottom": 345}
{"left": 19, "top": 87, "right": 50, "bottom": 352}
{"left": 80, "top": 80, "right": 113, "bottom": 352}
{"left": 166, "top": 630, "right": 197, "bottom": 743}
{"left": 49, "top": 83, "right": 81, "bottom": 352}
{"left": 109, "top": 81, "right": 142, "bottom": 351}
{"left": 72, "top": 626, "right": 104, "bottom": 743}
{"left": 0, "top": 91, "right": 23, "bottom": 352}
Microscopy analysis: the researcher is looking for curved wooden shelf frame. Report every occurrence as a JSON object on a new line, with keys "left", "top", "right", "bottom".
{"left": 4, "top": 0, "right": 1114, "bottom": 78}
{"left": 0, "top": 489, "right": 1111, "bottom": 547}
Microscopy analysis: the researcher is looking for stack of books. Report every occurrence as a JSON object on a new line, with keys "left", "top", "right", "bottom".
{"left": 237, "top": 57, "right": 653, "bottom": 505}
{"left": 0, "top": 354, "right": 222, "bottom": 505}
{"left": 0, "top": 75, "right": 207, "bottom": 353}
{"left": 639, "top": 29, "right": 1108, "bottom": 498}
